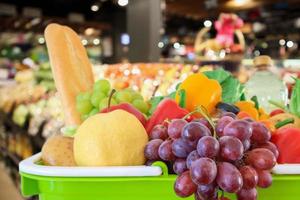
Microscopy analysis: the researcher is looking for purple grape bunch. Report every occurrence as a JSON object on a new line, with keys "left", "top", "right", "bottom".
{"left": 144, "top": 115, "right": 278, "bottom": 200}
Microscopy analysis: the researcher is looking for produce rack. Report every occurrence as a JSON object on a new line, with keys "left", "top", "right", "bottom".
{"left": 0, "top": 68, "right": 61, "bottom": 197}
{"left": 0, "top": 110, "right": 44, "bottom": 175}
{"left": 0, "top": 111, "right": 42, "bottom": 200}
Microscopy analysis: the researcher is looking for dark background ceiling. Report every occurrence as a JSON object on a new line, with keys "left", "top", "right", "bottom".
{"left": 0, "top": 0, "right": 300, "bottom": 36}
{"left": 2, "top": 0, "right": 300, "bottom": 22}
{"left": 0, "top": 0, "right": 121, "bottom": 21}
{"left": 166, "top": 0, "right": 300, "bottom": 19}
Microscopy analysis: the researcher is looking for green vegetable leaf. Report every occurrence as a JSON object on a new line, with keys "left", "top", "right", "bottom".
{"left": 205, "top": 69, "right": 245, "bottom": 104}
{"left": 175, "top": 83, "right": 181, "bottom": 90}
{"left": 204, "top": 69, "right": 231, "bottom": 84}
{"left": 148, "top": 87, "right": 179, "bottom": 115}
{"left": 290, "top": 78, "right": 300, "bottom": 118}
{"left": 178, "top": 89, "right": 186, "bottom": 108}
{"left": 168, "top": 91, "right": 176, "bottom": 99}
{"left": 148, "top": 96, "right": 165, "bottom": 115}
{"left": 251, "top": 96, "right": 259, "bottom": 110}
{"left": 221, "top": 77, "right": 244, "bottom": 103}
{"left": 240, "top": 93, "right": 246, "bottom": 101}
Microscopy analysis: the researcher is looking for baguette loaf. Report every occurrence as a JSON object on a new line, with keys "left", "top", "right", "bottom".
{"left": 45, "top": 23, "right": 94, "bottom": 125}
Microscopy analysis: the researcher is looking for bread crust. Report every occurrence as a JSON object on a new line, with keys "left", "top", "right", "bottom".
{"left": 45, "top": 23, "right": 94, "bottom": 125}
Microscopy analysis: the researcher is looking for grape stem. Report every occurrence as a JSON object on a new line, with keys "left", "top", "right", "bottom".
{"left": 164, "top": 119, "right": 171, "bottom": 124}
{"left": 152, "top": 85, "right": 159, "bottom": 97}
{"left": 182, "top": 106, "right": 217, "bottom": 137}
{"left": 108, "top": 89, "right": 116, "bottom": 109}
{"left": 182, "top": 109, "right": 198, "bottom": 120}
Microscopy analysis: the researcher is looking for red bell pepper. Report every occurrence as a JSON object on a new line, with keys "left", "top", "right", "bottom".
{"left": 101, "top": 103, "right": 147, "bottom": 127}
{"left": 146, "top": 99, "right": 190, "bottom": 133}
{"left": 271, "top": 127, "right": 300, "bottom": 163}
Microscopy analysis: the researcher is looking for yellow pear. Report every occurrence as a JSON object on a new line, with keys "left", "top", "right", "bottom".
{"left": 74, "top": 110, "right": 148, "bottom": 166}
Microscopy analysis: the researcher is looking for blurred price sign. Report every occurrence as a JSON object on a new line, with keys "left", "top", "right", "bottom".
{"left": 0, "top": 3, "right": 17, "bottom": 16}
{"left": 204, "top": 0, "right": 218, "bottom": 10}
{"left": 68, "top": 13, "right": 85, "bottom": 23}
{"left": 22, "top": 7, "right": 42, "bottom": 17}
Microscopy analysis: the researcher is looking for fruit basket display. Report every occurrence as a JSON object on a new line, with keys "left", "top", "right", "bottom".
{"left": 19, "top": 23, "right": 300, "bottom": 200}
{"left": 193, "top": 13, "right": 246, "bottom": 74}
{"left": 194, "top": 13, "right": 245, "bottom": 62}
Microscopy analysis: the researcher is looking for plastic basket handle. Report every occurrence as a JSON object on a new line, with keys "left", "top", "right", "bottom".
{"left": 151, "top": 161, "right": 169, "bottom": 177}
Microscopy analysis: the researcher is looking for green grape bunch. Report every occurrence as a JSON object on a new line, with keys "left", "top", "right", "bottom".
{"left": 75, "top": 79, "right": 150, "bottom": 121}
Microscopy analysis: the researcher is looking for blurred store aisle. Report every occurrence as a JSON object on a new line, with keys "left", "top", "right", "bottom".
{"left": 0, "top": 163, "right": 23, "bottom": 200}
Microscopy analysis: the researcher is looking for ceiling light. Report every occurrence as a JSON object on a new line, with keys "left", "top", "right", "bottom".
{"left": 261, "top": 42, "right": 268, "bottom": 49}
{"left": 121, "top": 33, "right": 130, "bottom": 45}
{"left": 31, "top": 18, "right": 41, "bottom": 26}
{"left": 204, "top": 20, "right": 212, "bottom": 28}
{"left": 81, "top": 39, "right": 88, "bottom": 46}
{"left": 253, "top": 22, "right": 266, "bottom": 33}
{"left": 279, "top": 39, "right": 286, "bottom": 46}
{"left": 85, "top": 28, "right": 95, "bottom": 36}
{"left": 91, "top": 4, "right": 99, "bottom": 12}
{"left": 226, "top": 0, "right": 254, "bottom": 8}
{"left": 93, "top": 38, "right": 100, "bottom": 45}
{"left": 38, "top": 37, "right": 45, "bottom": 44}
{"left": 254, "top": 50, "right": 260, "bottom": 56}
{"left": 234, "top": 0, "right": 249, "bottom": 5}
{"left": 287, "top": 41, "right": 294, "bottom": 48}
{"left": 158, "top": 42, "right": 164, "bottom": 48}
{"left": 173, "top": 42, "right": 180, "bottom": 49}
{"left": 118, "top": 0, "right": 128, "bottom": 7}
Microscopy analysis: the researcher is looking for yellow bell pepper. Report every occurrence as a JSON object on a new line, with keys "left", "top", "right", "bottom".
{"left": 175, "top": 73, "right": 222, "bottom": 115}
{"left": 235, "top": 101, "right": 269, "bottom": 121}
{"left": 235, "top": 101, "right": 259, "bottom": 120}
{"left": 258, "top": 108, "right": 270, "bottom": 120}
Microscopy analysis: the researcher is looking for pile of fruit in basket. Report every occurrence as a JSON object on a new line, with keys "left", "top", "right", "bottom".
{"left": 144, "top": 73, "right": 279, "bottom": 200}
{"left": 40, "top": 24, "right": 300, "bottom": 200}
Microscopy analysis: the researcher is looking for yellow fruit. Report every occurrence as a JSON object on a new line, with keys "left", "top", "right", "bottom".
{"left": 74, "top": 110, "right": 148, "bottom": 166}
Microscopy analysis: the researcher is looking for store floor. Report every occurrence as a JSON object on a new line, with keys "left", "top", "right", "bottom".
{"left": 0, "top": 163, "right": 23, "bottom": 200}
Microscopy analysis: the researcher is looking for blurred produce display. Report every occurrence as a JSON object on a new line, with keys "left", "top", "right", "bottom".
{"left": 96, "top": 63, "right": 212, "bottom": 100}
